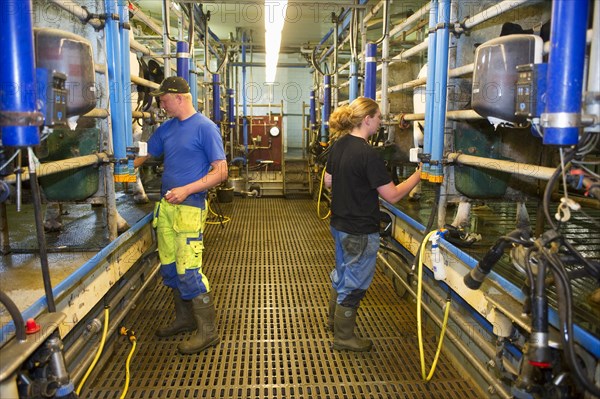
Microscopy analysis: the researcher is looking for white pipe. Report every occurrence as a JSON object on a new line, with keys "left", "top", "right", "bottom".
{"left": 386, "top": 39, "right": 429, "bottom": 67}
{"left": 46, "top": 0, "right": 104, "bottom": 29}
{"left": 83, "top": 108, "right": 109, "bottom": 119}
{"left": 383, "top": 0, "right": 534, "bottom": 70}
{"left": 447, "top": 153, "right": 556, "bottom": 181}
{"left": 131, "top": 75, "right": 160, "bottom": 90}
{"left": 130, "top": 4, "right": 164, "bottom": 36}
{"left": 381, "top": 4, "right": 390, "bottom": 124}
{"left": 463, "top": 0, "right": 531, "bottom": 30}
{"left": 162, "top": 0, "right": 172, "bottom": 77}
{"left": 365, "top": 1, "right": 385, "bottom": 24}
{"left": 387, "top": 63, "right": 474, "bottom": 94}
{"left": 3, "top": 154, "right": 110, "bottom": 184}
{"left": 388, "top": 3, "right": 431, "bottom": 40}
{"left": 401, "top": 109, "right": 483, "bottom": 122}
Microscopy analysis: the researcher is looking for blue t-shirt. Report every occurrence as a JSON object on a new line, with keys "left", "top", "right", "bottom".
{"left": 147, "top": 112, "right": 226, "bottom": 208}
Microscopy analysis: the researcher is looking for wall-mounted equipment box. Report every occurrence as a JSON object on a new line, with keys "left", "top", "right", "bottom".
{"left": 472, "top": 34, "right": 543, "bottom": 126}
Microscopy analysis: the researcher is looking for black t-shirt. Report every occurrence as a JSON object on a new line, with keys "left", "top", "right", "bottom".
{"left": 326, "top": 135, "right": 392, "bottom": 234}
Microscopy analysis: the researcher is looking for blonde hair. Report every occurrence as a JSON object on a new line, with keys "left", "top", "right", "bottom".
{"left": 179, "top": 92, "right": 193, "bottom": 103}
{"left": 328, "top": 96, "right": 379, "bottom": 138}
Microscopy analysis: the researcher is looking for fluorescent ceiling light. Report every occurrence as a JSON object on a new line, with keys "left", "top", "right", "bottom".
{"left": 264, "top": 0, "right": 287, "bottom": 83}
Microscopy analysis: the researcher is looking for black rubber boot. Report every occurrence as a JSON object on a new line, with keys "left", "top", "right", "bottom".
{"left": 178, "top": 292, "right": 220, "bottom": 354}
{"left": 333, "top": 305, "right": 373, "bottom": 352}
{"left": 155, "top": 289, "right": 197, "bottom": 337}
{"left": 326, "top": 287, "right": 337, "bottom": 331}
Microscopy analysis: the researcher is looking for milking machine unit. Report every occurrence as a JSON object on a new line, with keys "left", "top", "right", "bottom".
{"left": 0, "top": 1, "right": 90, "bottom": 398}
{"left": 465, "top": 1, "right": 600, "bottom": 397}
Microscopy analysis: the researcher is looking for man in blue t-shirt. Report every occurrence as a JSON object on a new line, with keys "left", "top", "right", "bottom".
{"left": 135, "top": 76, "right": 227, "bottom": 355}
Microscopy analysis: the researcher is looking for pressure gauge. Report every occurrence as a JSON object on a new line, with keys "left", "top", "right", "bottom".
{"left": 269, "top": 126, "right": 280, "bottom": 137}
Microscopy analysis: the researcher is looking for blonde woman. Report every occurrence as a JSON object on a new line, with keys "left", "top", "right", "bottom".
{"left": 324, "top": 96, "right": 421, "bottom": 352}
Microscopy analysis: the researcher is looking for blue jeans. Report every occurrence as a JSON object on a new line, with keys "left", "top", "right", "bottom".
{"left": 330, "top": 226, "right": 380, "bottom": 308}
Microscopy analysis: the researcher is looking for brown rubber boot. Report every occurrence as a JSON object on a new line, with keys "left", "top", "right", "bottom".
{"left": 178, "top": 292, "right": 220, "bottom": 354}
{"left": 326, "top": 287, "right": 337, "bottom": 331}
{"left": 155, "top": 289, "right": 197, "bottom": 337}
{"left": 333, "top": 305, "right": 373, "bottom": 352}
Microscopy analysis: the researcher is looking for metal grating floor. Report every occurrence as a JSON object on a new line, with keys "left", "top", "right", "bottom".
{"left": 84, "top": 198, "right": 480, "bottom": 399}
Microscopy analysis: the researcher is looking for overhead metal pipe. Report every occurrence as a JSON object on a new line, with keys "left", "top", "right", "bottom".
{"left": 542, "top": 0, "right": 589, "bottom": 145}
{"left": 46, "top": 0, "right": 104, "bottom": 29}
{"left": 380, "top": 1, "right": 391, "bottom": 140}
{"left": 384, "top": 1, "right": 536, "bottom": 70}
{"left": 388, "top": 63, "right": 473, "bottom": 94}
{"left": 387, "top": 3, "right": 431, "bottom": 40}
{"left": 0, "top": 0, "right": 40, "bottom": 147}
{"left": 462, "top": 0, "right": 530, "bottom": 31}
{"left": 318, "top": 0, "right": 369, "bottom": 63}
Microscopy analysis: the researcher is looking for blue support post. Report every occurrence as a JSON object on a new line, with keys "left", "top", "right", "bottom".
{"left": 422, "top": 0, "right": 438, "bottom": 178}
{"left": 118, "top": 0, "right": 134, "bottom": 181}
{"left": 227, "top": 88, "right": 235, "bottom": 134}
{"left": 320, "top": 75, "right": 331, "bottom": 144}
{"left": 0, "top": 0, "right": 39, "bottom": 146}
{"left": 349, "top": 61, "right": 359, "bottom": 103}
{"left": 177, "top": 41, "right": 190, "bottom": 81}
{"left": 543, "top": 0, "right": 589, "bottom": 146}
{"left": 212, "top": 74, "right": 221, "bottom": 124}
{"left": 309, "top": 90, "right": 317, "bottom": 132}
{"left": 429, "top": 0, "right": 450, "bottom": 183}
{"left": 104, "top": 0, "right": 127, "bottom": 181}
{"left": 364, "top": 43, "right": 377, "bottom": 100}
